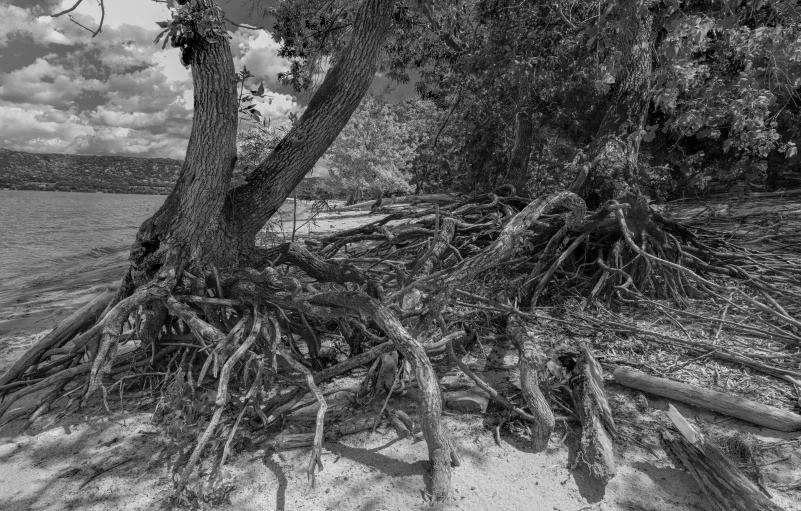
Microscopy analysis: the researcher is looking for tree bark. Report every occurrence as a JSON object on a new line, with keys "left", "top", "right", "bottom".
{"left": 506, "top": 315, "right": 553, "bottom": 451}
{"left": 570, "top": 348, "right": 617, "bottom": 484}
{"left": 662, "top": 405, "right": 785, "bottom": 511}
{"left": 571, "top": 0, "right": 652, "bottom": 209}
{"left": 126, "top": 0, "right": 239, "bottom": 289}
{"left": 614, "top": 367, "right": 801, "bottom": 431}
{"left": 506, "top": 108, "right": 534, "bottom": 195}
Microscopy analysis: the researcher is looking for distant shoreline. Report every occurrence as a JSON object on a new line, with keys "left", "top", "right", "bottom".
{"left": 0, "top": 188, "right": 169, "bottom": 196}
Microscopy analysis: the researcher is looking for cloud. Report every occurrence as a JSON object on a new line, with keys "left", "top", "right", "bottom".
{"left": 249, "top": 93, "right": 303, "bottom": 127}
{"left": 231, "top": 29, "right": 291, "bottom": 85}
{"left": 0, "top": 4, "right": 81, "bottom": 47}
{"left": 0, "top": 56, "right": 105, "bottom": 108}
{"left": 0, "top": 2, "right": 300, "bottom": 159}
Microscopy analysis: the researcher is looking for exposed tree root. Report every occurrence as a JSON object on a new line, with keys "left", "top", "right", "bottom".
{"left": 506, "top": 315, "right": 554, "bottom": 451}
{"left": 2, "top": 188, "right": 800, "bottom": 506}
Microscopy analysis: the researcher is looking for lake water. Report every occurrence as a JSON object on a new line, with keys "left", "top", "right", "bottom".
{"left": 0, "top": 191, "right": 320, "bottom": 305}
{"left": 0, "top": 190, "right": 166, "bottom": 300}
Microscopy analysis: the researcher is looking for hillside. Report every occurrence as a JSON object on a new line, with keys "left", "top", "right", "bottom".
{"left": 0, "top": 148, "right": 182, "bottom": 195}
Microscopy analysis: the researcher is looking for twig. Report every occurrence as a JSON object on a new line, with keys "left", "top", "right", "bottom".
{"left": 373, "top": 365, "right": 402, "bottom": 433}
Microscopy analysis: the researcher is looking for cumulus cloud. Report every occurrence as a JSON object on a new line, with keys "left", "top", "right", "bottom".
{"left": 0, "top": 57, "right": 105, "bottom": 107}
{"left": 0, "top": 1, "right": 300, "bottom": 159}
{"left": 231, "top": 29, "right": 291, "bottom": 86}
{"left": 0, "top": 4, "right": 80, "bottom": 47}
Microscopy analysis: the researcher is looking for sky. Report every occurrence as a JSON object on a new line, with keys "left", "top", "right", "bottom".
{"left": 0, "top": 0, "right": 382, "bottom": 160}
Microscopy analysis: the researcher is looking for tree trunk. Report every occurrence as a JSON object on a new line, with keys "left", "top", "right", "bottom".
{"left": 571, "top": 0, "right": 652, "bottom": 209}
{"left": 506, "top": 108, "right": 534, "bottom": 196}
{"left": 226, "top": 0, "right": 397, "bottom": 244}
{"left": 125, "top": 0, "right": 239, "bottom": 290}
{"left": 125, "top": 0, "right": 397, "bottom": 289}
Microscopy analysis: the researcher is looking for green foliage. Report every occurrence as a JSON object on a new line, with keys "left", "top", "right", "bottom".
{"left": 323, "top": 92, "right": 440, "bottom": 195}
{"left": 267, "top": 0, "right": 355, "bottom": 91}
{"left": 233, "top": 66, "right": 289, "bottom": 187}
{"left": 154, "top": 0, "right": 229, "bottom": 66}
{"left": 269, "top": 0, "right": 800, "bottom": 198}
{"left": 236, "top": 66, "right": 272, "bottom": 125}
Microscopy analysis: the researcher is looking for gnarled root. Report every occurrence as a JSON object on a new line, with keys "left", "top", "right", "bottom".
{"left": 309, "top": 292, "right": 453, "bottom": 502}
{"left": 506, "top": 315, "right": 554, "bottom": 452}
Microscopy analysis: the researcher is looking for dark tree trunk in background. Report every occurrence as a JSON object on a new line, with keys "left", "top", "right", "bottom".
{"left": 506, "top": 108, "right": 534, "bottom": 195}
{"left": 572, "top": 0, "right": 653, "bottom": 209}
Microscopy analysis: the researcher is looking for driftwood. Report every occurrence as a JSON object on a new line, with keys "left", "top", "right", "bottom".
{"left": 506, "top": 315, "right": 553, "bottom": 451}
{"left": 613, "top": 366, "right": 801, "bottom": 431}
{"left": 334, "top": 193, "right": 460, "bottom": 212}
{"left": 570, "top": 348, "right": 617, "bottom": 483}
{"left": 662, "top": 405, "right": 785, "bottom": 511}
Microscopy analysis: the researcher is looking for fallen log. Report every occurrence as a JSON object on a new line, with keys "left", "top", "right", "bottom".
{"left": 570, "top": 348, "right": 617, "bottom": 483}
{"left": 613, "top": 366, "right": 801, "bottom": 431}
{"left": 661, "top": 404, "right": 785, "bottom": 511}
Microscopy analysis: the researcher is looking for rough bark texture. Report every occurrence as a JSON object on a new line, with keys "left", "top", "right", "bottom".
{"left": 572, "top": 0, "right": 653, "bottom": 208}
{"left": 309, "top": 292, "right": 452, "bottom": 502}
{"left": 662, "top": 407, "right": 785, "bottom": 511}
{"left": 123, "top": 0, "right": 396, "bottom": 292}
{"left": 412, "top": 191, "right": 586, "bottom": 299}
{"left": 128, "top": 0, "right": 239, "bottom": 289}
{"left": 614, "top": 367, "right": 801, "bottom": 431}
{"left": 570, "top": 348, "right": 617, "bottom": 484}
{"left": 506, "top": 315, "right": 553, "bottom": 451}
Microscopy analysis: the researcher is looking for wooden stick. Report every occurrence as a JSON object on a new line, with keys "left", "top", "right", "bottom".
{"left": 614, "top": 367, "right": 801, "bottom": 431}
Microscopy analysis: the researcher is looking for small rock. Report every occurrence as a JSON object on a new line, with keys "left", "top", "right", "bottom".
{"left": 633, "top": 392, "right": 650, "bottom": 412}
{"left": 445, "top": 389, "right": 490, "bottom": 413}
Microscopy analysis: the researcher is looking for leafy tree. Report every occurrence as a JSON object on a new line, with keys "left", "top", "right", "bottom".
{"left": 323, "top": 92, "right": 439, "bottom": 196}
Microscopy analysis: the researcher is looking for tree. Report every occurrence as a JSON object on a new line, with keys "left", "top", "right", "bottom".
{"left": 1, "top": 0, "right": 454, "bottom": 502}
{"left": 324, "top": 92, "right": 439, "bottom": 197}
{"left": 3, "top": 1, "right": 800, "bottom": 507}
{"left": 569, "top": 0, "right": 653, "bottom": 208}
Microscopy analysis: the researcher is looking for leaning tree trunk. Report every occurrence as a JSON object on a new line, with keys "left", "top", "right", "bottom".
{"left": 225, "top": 0, "right": 396, "bottom": 246}
{"left": 571, "top": 0, "right": 652, "bottom": 209}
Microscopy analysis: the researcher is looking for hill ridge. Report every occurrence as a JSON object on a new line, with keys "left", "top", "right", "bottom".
{"left": 0, "top": 148, "right": 183, "bottom": 195}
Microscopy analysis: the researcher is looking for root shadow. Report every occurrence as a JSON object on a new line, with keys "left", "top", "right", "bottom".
{"left": 260, "top": 452, "right": 288, "bottom": 511}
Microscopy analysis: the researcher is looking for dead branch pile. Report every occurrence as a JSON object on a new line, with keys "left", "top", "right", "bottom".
{"left": 1, "top": 188, "right": 800, "bottom": 506}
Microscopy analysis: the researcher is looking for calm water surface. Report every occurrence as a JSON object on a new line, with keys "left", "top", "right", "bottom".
{"left": 0, "top": 190, "right": 165, "bottom": 296}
